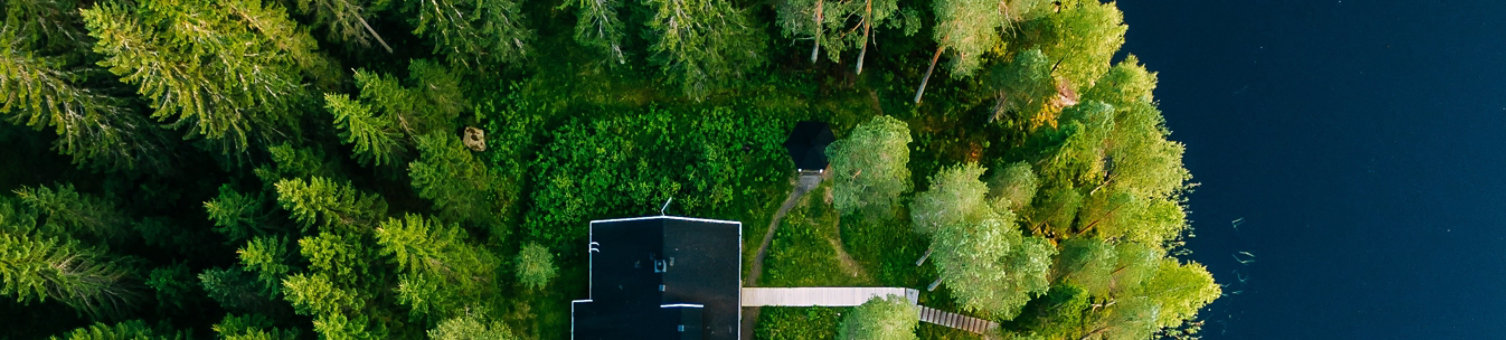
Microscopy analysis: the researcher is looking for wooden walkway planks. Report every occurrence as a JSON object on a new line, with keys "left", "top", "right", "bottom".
{"left": 739, "top": 287, "right": 996, "bottom": 335}
{"left": 741, "top": 287, "right": 919, "bottom": 307}
{"left": 917, "top": 305, "right": 998, "bottom": 334}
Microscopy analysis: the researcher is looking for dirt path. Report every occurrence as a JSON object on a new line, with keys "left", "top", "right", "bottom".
{"left": 827, "top": 218, "right": 869, "bottom": 280}
{"left": 745, "top": 188, "right": 805, "bottom": 287}
{"left": 742, "top": 173, "right": 821, "bottom": 340}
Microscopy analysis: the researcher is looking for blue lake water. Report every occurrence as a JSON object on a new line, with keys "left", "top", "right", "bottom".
{"left": 1116, "top": 1, "right": 1506, "bottom": 338}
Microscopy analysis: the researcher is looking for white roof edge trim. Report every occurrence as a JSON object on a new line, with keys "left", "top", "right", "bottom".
{"left": 659, "top": 303, "right": 706, "bottom": 308}
{"left": 589, "top": 215, "right": 742, "bottom": 226}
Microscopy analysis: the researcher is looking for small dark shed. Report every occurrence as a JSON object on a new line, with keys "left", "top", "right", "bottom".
{"left": 783, "top": 121, "right": 836, "bottom": 171}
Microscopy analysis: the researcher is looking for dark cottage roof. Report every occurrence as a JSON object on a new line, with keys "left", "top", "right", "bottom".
{"left": 572, "top": 216, "right": 742, "bottom": 340}
{"left": 784, "top": 121, "right": 836, "bottom": 171}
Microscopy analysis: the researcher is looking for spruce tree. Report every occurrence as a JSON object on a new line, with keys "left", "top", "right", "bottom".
{"left": 293, "top": 0, "right": 394, "bottom": 52}
{"left": 405, "top": 0, "right": 533, "bottom": 69}
{"left": 81, "top": 0, "right": 334, "bottom": 152}
{"left": 273, "top": 177, "right": 388, "bottom": 231}
{"left": 568, "top": 0, "right": 627, "bottom": 63}
{"left": 0, "top": 27, "right": 168, "bottom": 171}
{"left": 0, "top": 232, "right": 141, "bottom": 319}
{"left": 643, "top": 0, "right": 766, "bottom": 99}
{"left": 374, "top": 214, "right": 499, "bottom": 320}
{"left": 409, "top": 133, "right": 501, "bottom": 227}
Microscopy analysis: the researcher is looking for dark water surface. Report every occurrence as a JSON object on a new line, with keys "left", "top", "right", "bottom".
{"left": 1115, "top": 1, "right": 1506, "bottom": 338}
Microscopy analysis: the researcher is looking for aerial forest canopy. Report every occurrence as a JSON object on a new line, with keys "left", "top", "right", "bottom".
{"left": 0, "top": 0, "right": 1218, "bottom": 338}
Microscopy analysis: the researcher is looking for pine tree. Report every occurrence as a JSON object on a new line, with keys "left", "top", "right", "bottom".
{"left": 405, "top": 0, "right": 533, "bottom": 69}
{"left": 409, "top": 133, "right": 501, "bottom": 227}
{"left": 49, "top": 320, "right": 183, "bottom": 340}
{"left": 298, "top": 231, "right": 378, "bottom": 287}
{"left": 293, "top": 0, "right": 394, "bottom": 52}
{"left": 214, "top": 314, "right": 302, "bottom": 340}
{"left": 238, "top": 236, "right": 295, "bottom": 292}
{"left": 80, "top": 0, "right": 333, "bottom": 152}
{"left": 325, "top": 93, "right": 403, "bottom": 166}
{"left": 199, "top": 267, "right": 279, "bottom": 312}
{"left": 374, "top": 214, "right": 499, "bottom": 320}
{"left": 281, "top": 273, "right": 361, "bottom": 317}
{"left": 568, "top": 0, "right": 627, "bottom": 63}
{"left": 204, "top": 184, "right": 280, "bottom": 244}
{"left": 13, "top": 183, "right": 128, "bottom": 241}
{"left": 429, "top": 312, "right": 518, "bottom": 339}
{"left": 273, "top": 177, "right": 388, "bottom": 231}
{"left": 0, "top": 27, "right": 168, "bottom": 171}
{"left": 145, "top": 263, "right": 201, "bottom": 312}
{"left": 253, "top": 144, "right": 347, "bottom": 185}
{"left": 4, "top": 0, "right": 92, "bottom": 52}
{"left": 643, "top": 0, "right": 766, "bottom": 99}
{"left": 0, "top": 232, "right": 140, "bottom": 319}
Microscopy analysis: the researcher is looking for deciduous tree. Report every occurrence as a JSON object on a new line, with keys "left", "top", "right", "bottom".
{"left": 915, "top": 0, "right": 1050, "bottom": 103}
{"left": 987, "top": 49, "right": 1056, "bottom": 124}
{"left": 911, "top": 162, "right": 989, "bottom": 234}
{"left": 837, "top": 294, "right": 919, "bottom": 340}
{"left": 516, "top": 242, "right": 556, "bottom": 291}
{"left": 776, "top": 0, "right": 917, "bottom": 73}
{"left": 828, "top": 116, "right": 912, "bottom": 215}
{"left": 987, "top": 161, "right": 1040, "bottom": 211}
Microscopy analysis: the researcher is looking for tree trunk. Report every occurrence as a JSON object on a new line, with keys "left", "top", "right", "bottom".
{"left": 989, "top": 92, "right": 1008, "bottom": 123}
{"left": 855, "top": 0, "right": 873, "bottom": 74}
{"left": 927, "top": 277, "right": 943, "bottom": 291}
{"left": 343, "top": 0, "right": 394, "bottom": 54}
{"left": 915, "top": 246, "right": 934, "bottom": 266}
{"left": 1076, "top": 203, "right": 1123, "bottom": 236}
{"left": 913, "top": 44, "right": 945, "bottom": 103}
{"left": 1079, "top": 326, "right": 1111, "bottom": 340}
{"left": 810, "top": 0, "right": 824, "bottom": 62}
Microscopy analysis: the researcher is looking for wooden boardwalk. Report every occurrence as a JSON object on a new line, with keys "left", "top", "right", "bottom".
{"left": 739, "top": 287, "right": 996, "bottom": 335}
{"left": 918, "top": 305, "right": 998, "bottom": 334}
{"left": 741, "top": 287, "right": 919, "bottom": 307}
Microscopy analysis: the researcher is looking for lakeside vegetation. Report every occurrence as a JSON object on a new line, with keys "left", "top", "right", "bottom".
{"left": 1, "top": 0, "right": 1218, "bottom": 338}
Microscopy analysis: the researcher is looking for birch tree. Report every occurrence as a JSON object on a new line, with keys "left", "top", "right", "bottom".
{"left": 914, "top": 0, "right": 1050, "bottom": 103}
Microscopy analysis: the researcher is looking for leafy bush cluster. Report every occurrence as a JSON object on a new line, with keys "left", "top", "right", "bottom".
{"left": 520, "top": 104, "right": 792, "bottom": 247}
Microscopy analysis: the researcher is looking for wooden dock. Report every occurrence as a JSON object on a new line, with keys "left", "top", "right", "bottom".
{"left": 741, "top": 287, "right": 919, "bottom": 307}
{"left": 918, "top": 305, "right": 998, "bottom": 334}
